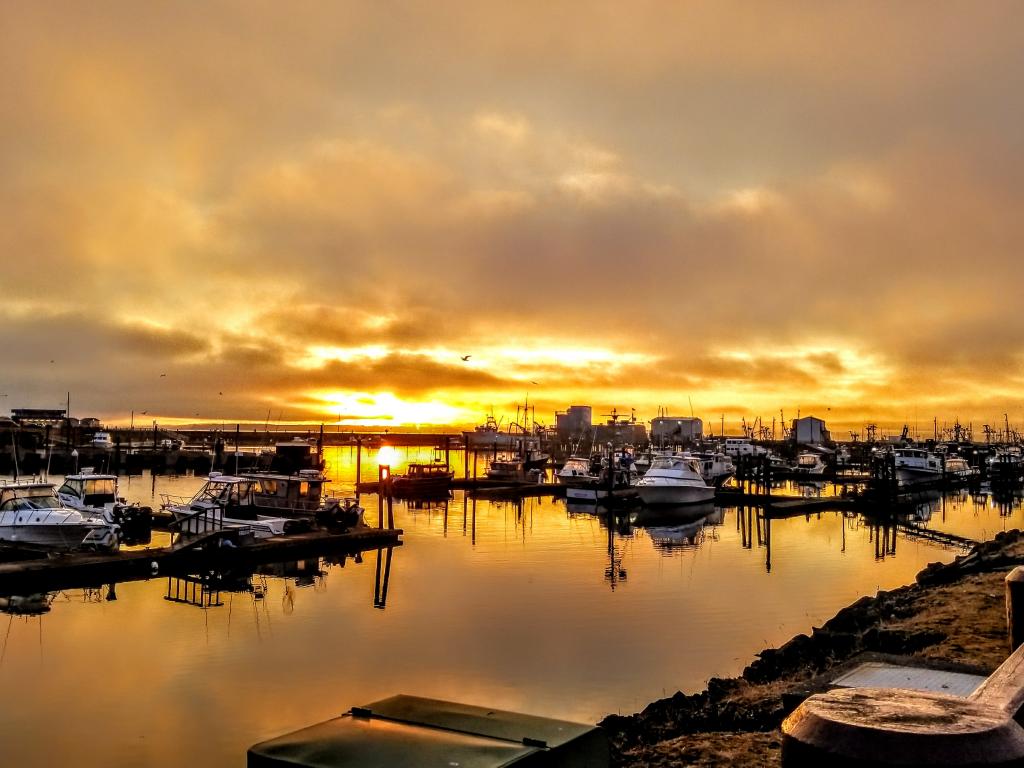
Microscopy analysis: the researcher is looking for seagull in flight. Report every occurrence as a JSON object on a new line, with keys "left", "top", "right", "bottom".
{"left": 460, "top": 355, "right": 471, "bottom": 362}
{"left": 159, "top": 373, "right": 166, "bottom": 377}
{"left": 530, "top": 381, "right": 540, "bottom": 385}
{"left": 141, "top": 411, "right": 148, "bottom": 415}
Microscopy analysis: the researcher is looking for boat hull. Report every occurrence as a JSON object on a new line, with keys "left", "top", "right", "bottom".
{"left": 0, "top": 523, "right": 118, "bottom": 551}
{"left": 635, "top": 484, "right": 715, "bottom": 506}
{"left": 895, "top": 467, "right": 942, "bottom": 485}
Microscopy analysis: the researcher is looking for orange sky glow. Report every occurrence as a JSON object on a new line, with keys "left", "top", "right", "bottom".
{"left": 2, "top": 2, "right": 1024, "bottom": 437}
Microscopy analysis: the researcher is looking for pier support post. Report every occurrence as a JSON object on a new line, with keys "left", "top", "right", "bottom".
{"left": 1007, "top": 566, "right": 1024, "bottom": 652}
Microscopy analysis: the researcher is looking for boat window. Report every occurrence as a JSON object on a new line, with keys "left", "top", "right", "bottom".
{"left": 258, "top": 479, "right": 279, "bottom": 496}
{"left": 85, "top": 479, "right": 116, "bottom": 496}
{"left": 57, "top": 482, "right": 79, "bottom": 498}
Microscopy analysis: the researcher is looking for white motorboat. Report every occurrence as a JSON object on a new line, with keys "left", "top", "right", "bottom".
{"left": 795, "top": 452, "right": 827, "bottom": 476}
{"left": 0, "top": 482, "right": 120, "bottom": 551}
{"left": 90, "top": 432, "right": 114, "bottom": 449}
{"left": 944, "top": 456, "right": 979, "bottom": 480}
{"left": 556, "top": 456, "right": 598, "bottom": 488}
{"left": 893, "top": 448, "right": 942, "bottom": 484}
{"left": 57, "top": 470, "right": 152, "bottom": 530}
{"left": 161, "top": 473, "right": 300, "bottom": 538}
{"left": 687, "top": 451, "right": 736, "bottom": 486}
{"left": 634, "top": 454, "right": 715, "bottom": 506}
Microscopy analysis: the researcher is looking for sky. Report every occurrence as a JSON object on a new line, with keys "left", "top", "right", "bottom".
{"left": 2, "top": 1, "right": 1024, "bottom": 436}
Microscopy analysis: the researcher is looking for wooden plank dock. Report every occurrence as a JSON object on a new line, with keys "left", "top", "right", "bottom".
{"left": 0, "top": 526, "right": 403, "bottom": 594}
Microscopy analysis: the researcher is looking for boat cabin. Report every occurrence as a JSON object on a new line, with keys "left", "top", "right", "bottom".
{"left": 404, "top": 463, "right": 450, "bottom": 479}
{"left": 797, "top": 453, "right": 823, "bottom": 469}
{"left": 648, "top": 455, "right": 704, "bottom": 477}
{"left": 0, "top": 484, "right": 63, "bottom": 512}
{"left": 243, "top": 470, "right": 326, "bottom": 513}
{"left": 560, "top": 457, "right": 593, "bottom": 478}
{"left": 58, "top": 473, "right": 118, "bottom": 507}
{"left": 191, "top": 475, "right": 257, "bottom": 512}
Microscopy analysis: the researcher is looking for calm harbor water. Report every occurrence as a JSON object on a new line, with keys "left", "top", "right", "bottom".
{"left": 0, "top": 446, "right": 1020, "bottom": 766}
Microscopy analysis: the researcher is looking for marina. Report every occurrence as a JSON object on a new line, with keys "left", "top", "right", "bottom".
{"left": 6, "top": 4, "right": 1023, "bottom": 764}
{"left": 0, "top": 440, "right": 1018, "bottom": 766}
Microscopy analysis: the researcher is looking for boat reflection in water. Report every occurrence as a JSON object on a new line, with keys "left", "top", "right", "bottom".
{"left": 629, "top": 502, "right": 722, "bottom": 553}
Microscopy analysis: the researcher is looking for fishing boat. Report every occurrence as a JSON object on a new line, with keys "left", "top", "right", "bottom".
{"left": 893, "top": 448, "right": 942, "bottom": 484}
{"left": 90, "top": 431, "right": 113, "bottom": 449}
{"left": 463, "top": 413, "right": 540, "bottom": 450}
{"left": 486, "top": 456, "right": 543, "bottom": 483}
{"left": 986, "top": 447, "right": 1024, "bottom": 479}
{"left": 0, "top": 482, "right": 120, "bottom": 551}
{"left": 162, "top": 474, "right": 309, "bottom": 538}
{"left": 634, "top": 454, "right": 715, "bottom": 506}
{"left": 56, "top": 470, "right": 152, "bottom": 531}
{"left": 391, "top": 462, "right": 454, "bottom": 495}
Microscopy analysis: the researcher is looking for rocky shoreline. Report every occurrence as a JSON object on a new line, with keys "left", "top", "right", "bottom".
{"left": 600, "top": 530, "right": 1024, "bottom": 767}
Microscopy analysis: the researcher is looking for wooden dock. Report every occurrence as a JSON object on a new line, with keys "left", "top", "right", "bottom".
{"left": 0, "top": 526, "right": 402, "bottom": 594}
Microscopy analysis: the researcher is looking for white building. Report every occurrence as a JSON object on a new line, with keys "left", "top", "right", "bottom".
{"left": 651, "top": 417, "right": 703, "bottom": 444}
{"left": 791, "top": 416, "right": 831, "bottom": 445}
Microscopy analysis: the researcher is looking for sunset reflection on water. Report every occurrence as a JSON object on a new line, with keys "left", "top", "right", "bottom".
{"left": 0, "top": 446, "right": 1015, "bottom": 767}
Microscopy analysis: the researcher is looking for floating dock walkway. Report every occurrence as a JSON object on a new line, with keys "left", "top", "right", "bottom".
{"left": 0, "top": 526, "right": 402, "bottom": 594}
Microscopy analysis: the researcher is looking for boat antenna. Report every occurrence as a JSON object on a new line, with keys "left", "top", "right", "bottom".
{"left": 10, "top": 428, "right": 19, "bottom": 480}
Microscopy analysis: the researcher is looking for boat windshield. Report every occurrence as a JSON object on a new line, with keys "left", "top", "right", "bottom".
{"left": 562, "top": 458, "right": 590, "bottom": 472}
{"left": 0, "top": 490, "right": 62, "bottom": 511}
{"left": 195, "top": 480, "right": 252, "bottom": 504}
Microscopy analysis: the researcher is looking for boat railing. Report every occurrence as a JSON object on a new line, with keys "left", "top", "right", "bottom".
{"left": 167, "top": 504, "right": 228, "bottom": 536}
{"left": 159, "top": 493, "right": 193, "bottom": 508}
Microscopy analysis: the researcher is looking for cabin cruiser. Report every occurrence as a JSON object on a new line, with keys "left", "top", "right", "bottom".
{"left": 57, "top": 470, "right": 152, "bottom": 531}
{"left": 944, "top": 456, "right": 979, "bottom": 480}
{"left": 391, "top": 462, "right": 454, "bottom": 495}
{"left": 0, "top": 482, "right": 119, "bottom": 551}
{"left": 486, "top": 456, "right": 543, "bottom": 483}
{"left": 162, "top": 473, "right": 310, "bottom": 538}
{"left": 90, "top": 431, "right": 113, "bottom": 449}
{"left": 634, "top": 454, "right": 715, "bottom": 506}
{"left": 563, "top": 465, "right": 636, "bottom": 502}
{"left": 687, "top": 451, "right": 736, "bottom": 486}
{"left": 556, "top": 456, "right": 599, "bottom": 488}
{"left": 893, "top": 448, "right": 942, "bottom": 484}
{"left": 794, "top": 452, "right": 827, "bottom": 476}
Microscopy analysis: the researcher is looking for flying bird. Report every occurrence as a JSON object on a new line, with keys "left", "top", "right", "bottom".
{"left": 530, "top": 381, "right": 540, "bottom": 385}
{"left": 219, "top": 391, "right": 223, "bottom": 395}
{"left": 159, "top": 373, "right": 166, "bottom": 377}
{"left": 460, "top": 355, "right": 472, "bottom": 362}
{"left": 141, "top": 411, "right": 148, "bottom": 415}
{"left": 49, "top": 360, "right": 54, "bottom": 363}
